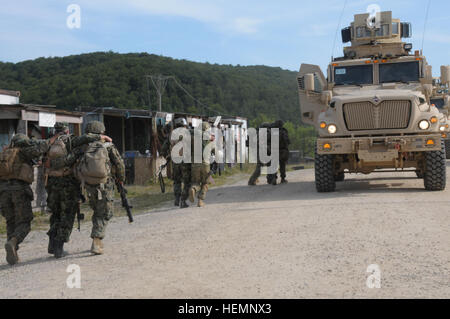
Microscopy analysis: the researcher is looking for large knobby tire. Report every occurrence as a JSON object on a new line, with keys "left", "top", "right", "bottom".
{"left": 423, "top": 141, "right": 446, "bottom": 191}
{"left": 444, "top": 139, "right": 450, "bottom": 159}
{"left": 314, "top": 147, "right": 336, "bottom": 192}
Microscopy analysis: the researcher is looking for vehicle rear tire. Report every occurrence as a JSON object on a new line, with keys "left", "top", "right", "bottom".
{"left": 423, "top": 141, "right": 446, "bottom": 191}
{"left": 444, "top": 139, "right": 450, "bottom": 159}
{"left": 315, "top": 147, "right": 336, "bottom": 192}
{"left": 334, "top": 171, "right": 345, "bottom": 182}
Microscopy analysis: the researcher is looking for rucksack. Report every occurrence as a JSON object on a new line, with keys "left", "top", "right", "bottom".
{"left": 0, "top": 147, "right": 20, "bottom": 178}
{"left": 75, "top": 141, "right": 111, "bottom": 185}
{"left": 47, "top": 136, "right": 71, "bottom": 177}
{"left": 0, "top": 147, "right": 34, "bottom": 184}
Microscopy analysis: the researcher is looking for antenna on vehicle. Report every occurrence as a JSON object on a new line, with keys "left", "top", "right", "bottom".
{"left": 331, "top": 0, "right": 348, "bottom": 61}
{"left": 421, "top": 0, "right": 432, "bottom": 53}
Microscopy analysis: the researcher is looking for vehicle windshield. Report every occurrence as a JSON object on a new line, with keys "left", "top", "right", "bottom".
{"left": 379, "top": 61, "right": 420, "bottom": 83}
{"left": 431, "top": 98, "right": 445, "bottom": 109}
{"left": 334, "top": 65, "right": 373, "bottom": 86}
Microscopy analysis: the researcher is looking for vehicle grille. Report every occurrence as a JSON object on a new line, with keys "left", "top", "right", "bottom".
{"left": 343, "top": 100, "right": 411, "bottom": 131}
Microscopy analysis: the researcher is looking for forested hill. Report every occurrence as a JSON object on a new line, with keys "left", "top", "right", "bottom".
{"left": 0, "top": 51, "right": 301, "bottom": 124}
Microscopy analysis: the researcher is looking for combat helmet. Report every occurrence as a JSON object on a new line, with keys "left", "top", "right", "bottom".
{"left": 202, "top": 122, "right": 211, "bottom": 131}
{"left": 85, "top": 121, "right": 105, "bottom": 134}
{"left": 11, "top": 133, "right": 30, "bottom": 147}
{"left": 272, "top": 120, "right": 284, "bottom": 129}
{"left": 174, "top": 117, "right": 188, "bottom": 128}
{"left": 54, "top": 122, "right": 69, "bottom": 133}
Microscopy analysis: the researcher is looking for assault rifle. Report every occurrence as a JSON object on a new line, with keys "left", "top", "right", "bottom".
{"left": 77, "top": 193, "right": 86, "bottom": 231}
{"left": 116, "top": 181, "right": 134, "bottom": 223}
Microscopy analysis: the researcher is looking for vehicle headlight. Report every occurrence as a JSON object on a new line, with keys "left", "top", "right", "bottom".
{"left": 419, "top": 120, "right": 430, "bottom": 130}
{"left": 440, "top": 125, "right": 446, "bottom": 132}
{"left": 327, "top": 124, "right": 337, "bottom": 134}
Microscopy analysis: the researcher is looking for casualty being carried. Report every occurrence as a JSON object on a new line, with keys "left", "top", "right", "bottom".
{"left": 297, "top": 11, "right": 446, "bottom": 192}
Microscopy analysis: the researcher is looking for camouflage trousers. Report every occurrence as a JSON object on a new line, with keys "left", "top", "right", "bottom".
{"left": 85, "top": 178, "right": 115, "bottom": 239}
{"left": 248, "top": 162, "right": 272, "bottom": 185}
{"left": 191, "top": 163, "right": 209, "bottom": 200}
{"left": 173, "top": 163, "right": 191, "bottom": 201}
{"left": 0, "top": 180, "right": 34, "bottom": 245}
{"left": 46, "top": 175, "right": 80, "bottom": 243}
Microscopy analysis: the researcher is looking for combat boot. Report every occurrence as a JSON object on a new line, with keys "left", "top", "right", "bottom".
{"left": 180, "top": 199, "right": 189, "bottom": 208}
{"left": 174, "top": 196, "right": 180, "bottom": 206}
{"left": 189, "top": 187, "right": 196, "bottom": 203}
{"left": 281, "top": 178, "right": 288, "bottom": 184}
{"left": 5, "top": 237, "right": 19, "bottom": 265}
{"left": 54, "top": 240, "right": 66, "bottom": 259}
{"left": 197, "top": 199, "right": 205, "bottom": 207}
{"left": 48, "top": 234, "right": 56, "bottom": 254}
{"left": 91, "top": 238, "right": 103, "bottom": 255}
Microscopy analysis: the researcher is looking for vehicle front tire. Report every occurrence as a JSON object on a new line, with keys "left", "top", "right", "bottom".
{"left": 315, "top": 147, "right": 336, "bottom": 192}
{"left": 444, "top": 139, "right": 450, "bottom": 159}
{"left": 423, "top": 141, "right": 446, "bottom": 191}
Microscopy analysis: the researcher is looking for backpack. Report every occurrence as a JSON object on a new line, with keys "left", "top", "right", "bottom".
{"left": 75, "top": 141, "right": 111, "bottom": 185}
{"left": 47, "top": 136, "right": 71, "bottom": 177}
{"left": 0, "top": 147, "right": 21, "bottom": 178}
{"left": 0, "top": 147, "right": 34, "bottom": 184}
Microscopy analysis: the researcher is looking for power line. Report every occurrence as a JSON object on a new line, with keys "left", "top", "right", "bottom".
{"left": 421, "top": 0, "right": 432, "bottom": 53}
{"left": 331, "top": 0, "right": 348, "bottom": 60}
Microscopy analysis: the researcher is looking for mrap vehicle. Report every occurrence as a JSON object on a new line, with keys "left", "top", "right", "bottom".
{"left": 297, "top": 11, "right": 446, "bottom": 192}
{"left": 430, "top": 71, "right": 450, "bottom": 158}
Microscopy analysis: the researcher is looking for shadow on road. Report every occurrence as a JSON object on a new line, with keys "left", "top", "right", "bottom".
{"left": 0, "top": 250, "right": 93, "bottom": 271}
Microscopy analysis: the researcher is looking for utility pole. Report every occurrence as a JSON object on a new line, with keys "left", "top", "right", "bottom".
{"left": 145, "top": 74, "right": 172, "bottom": 112}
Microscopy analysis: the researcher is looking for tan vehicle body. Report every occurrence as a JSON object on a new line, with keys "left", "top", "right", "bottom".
{"left": 431, "top": 72, "right": 450, "bottom": 157}
{"left": 297, "top": 11, "right": 446, "bottom": 191}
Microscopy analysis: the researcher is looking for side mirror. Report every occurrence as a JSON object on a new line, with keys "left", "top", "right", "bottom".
{"left": 304, "top": 73, "right": 315, "bottom": 91}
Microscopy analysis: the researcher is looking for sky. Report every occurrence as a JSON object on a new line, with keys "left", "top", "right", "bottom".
{"left": 1, "top": 0, "right": 449, "bottom": 74}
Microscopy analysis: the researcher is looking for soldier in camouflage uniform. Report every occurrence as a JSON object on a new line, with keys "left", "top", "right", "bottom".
{"left": 189, "top": 122, "right": 214, "bottom": 207}
{"left": 82, "top": 121, "right": 125, "bottom": 255}
{"left": 49, "top": 121, "right": 123, "bottom": 255}
{"left": 266, "top": 120, "right": 290, "bottom": 184}
{"left": 248, "top": 122, "right": 273, "bottom": 185}
{"left": 161, "top": 118, "right": 190, "bottom": 208}
{"left": 45, "top": 122, "right": 110, "bottom": 258}
{"left": 0, "top": 134, "right": 50, "bottom": 265}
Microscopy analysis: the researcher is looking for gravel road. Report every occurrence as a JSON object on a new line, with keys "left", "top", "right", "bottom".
{"left": 0, "top": 167, "right": 449, "bottom": 299}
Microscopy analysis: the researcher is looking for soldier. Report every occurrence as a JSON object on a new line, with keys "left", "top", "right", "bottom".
{"left": 189, "top": 122, "right": 214, "bottom": 207}
{"left": 0, "top": 134, "right": 50, "bottom": 265}
{"left": 276, "top": 120, "right": 290, "bottom": 184}
{"left": 45, "top": 122, "right": 111, "bottom": 258}
{"left": 77, "top": 121, "right": 125, "bottom": 255}
{"left": 162, "top": 118, "right": 190, "bottom": 208}
{"left": 248, "top": 122, "right": 273, "bottom": 185}
{"left": 267, "top": 120, "right": 290, "bottom": 184}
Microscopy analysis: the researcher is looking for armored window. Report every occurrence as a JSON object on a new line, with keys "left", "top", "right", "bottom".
{"left": 376, "top": 24, "right": 389, "bottom": 37}
{"left": 392, "top": 23, "right": 399, "bottom": 35}
{"left": 334, "top": 65, "right": 373, "bottom": 86}
{"left": 356, "top": 27, "right": 370, "bottom": 38}
{"left": 379, "top": 61, "right": 420, "bottom": 83}
{"left": 431, "top": 98, "right": 445, "bottom": 110}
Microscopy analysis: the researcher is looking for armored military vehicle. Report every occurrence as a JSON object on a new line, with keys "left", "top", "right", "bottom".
{"left": 297, "top": 11, "right": 446, "bottom": 192}
{"left": 430, "top": 70, "right": 450, "bottom": 158}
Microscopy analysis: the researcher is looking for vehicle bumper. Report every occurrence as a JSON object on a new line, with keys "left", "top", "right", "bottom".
{"left": 317, "top": 134, "right": 442, "bottom": 156}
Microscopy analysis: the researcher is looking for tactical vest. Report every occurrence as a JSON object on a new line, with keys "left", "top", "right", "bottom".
{"left": 47, "top": 135, "right": 72, "bottom": 177}
{"left": 0, "top": 147, "right": 34, "bottom": 184}
{"left": 74, "top": 141, "right": 111, "bottom": 185}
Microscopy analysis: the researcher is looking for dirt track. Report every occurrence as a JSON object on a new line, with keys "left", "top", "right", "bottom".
{"left": 0, "top": 167, "right": 449, "bottom": 299}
